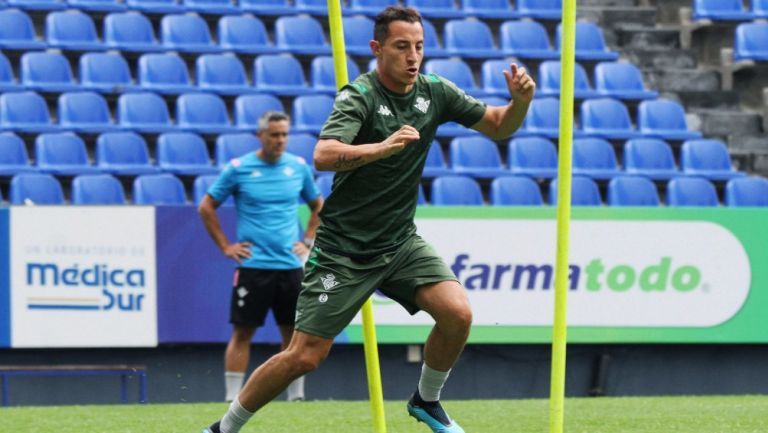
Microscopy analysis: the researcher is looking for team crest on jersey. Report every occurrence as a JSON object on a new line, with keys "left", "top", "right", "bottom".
{"left": 283, "top": 166, "right": 295, "bottom": 176}
{"left": 377, "top": 105, "right": 393, "bottom": 116}
{"left": 320, "top": 273, "right": 339, "bottom": 290}
{"left": 415, "top": 97, "right": 430, "bottom": 114}
{"left": 336, "top": 90, "right": 350, "bottom": 102}
{"left": 251, "top": 170, "right": 262, "bottom": 177}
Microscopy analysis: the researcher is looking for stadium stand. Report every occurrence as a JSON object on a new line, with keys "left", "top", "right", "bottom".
{"left": 45, "top": 10, "right": 105, "bottom": 51}
{"left": 9, "top": 173, "right": 65, "bottom": 205}
{"left": 692, "top": 0, "right": 753, "bottom": 21}
{"left": 481, "top": 58, "right": 528, "bottom": 97}
{"left": 215, "top": 133, "right": 260, "bottom": 168}
{"left": 666, "top": 176, "right": 719, "bottom": 207}
{"left": 274, "top": 16, "right": 331, "bottom": 55}
{"left": 160, "top": 14, "right": 220, "bottom": 53}
{"left": 461, "top": 0, "right": 518, "bottom": 19}
{"left": 239, "top": 0, "right": 293, "bottom": 15}
{"left": 0, "top": 91, "right": 58, "bottom": 132}
{"left": 184, "top": 0, "right": 239, "bottom": 15}
{"left": 422, "top": 59, "right": 486, "bottom": 97}
{"left": 175, "top": 93, "right": 238, "bottom": 134}
{"left": 286, "top": 133, "right": 321, "bottom": 173}
{"left": 20, "top": 52, "right": 79, "bottom": 93}
{"left": 637, "top": 99, "right": 703, "bottom": 141}
{"left": 734, "top": 22, "right": 768, "bottom": 61}
{"left": 125, "top": 0, "right": 185, "bottom": 14}
{"left": 196, "top": 54, "right": 255, "bottom": 95}
{"left": 291, "top": 94, "right": 335, "bottom": 134}
{"left": 607, "top": 175, "right": 661, "bottom": 207}
{"left": 623, "top": 138, "right": 680, "bottom": 180}
{"left": 71, "top": 174, "right": 127, "bottom": 205}
{"left": 572, "top": 137, "right": 622, "bottom": 180}
{"left": 193, "top": 174, "right": 233, "bottom": 206}
{"left": 516, "top": 0, "right": 562, "bottom": 20}
{"left": 0, "top": 53, "right": 21, "bottom": 91}
{"left": 405, "top": 0, "right": 464, "bottom": 19}
{"left": 156, "top": 132, "right": 219, "bottom": 175}
{"left": 234, "top": 94, "right": 285, "bottom": 130}
{"left": 537, "top": 61, "right": 598, "bottom": 99}
{"left": 499, "top": 20, "right": 559, "bottom": 60}
{"left": 79, "top": 52, "right": 139, "bottom": 93}
{"left": 0, "top": 9, "right": 46, "bottom": 50}
{"left": 0, "top": 133, "right": 36, "bottom": 176}
{"left": 346, "top": 0, "right": 393, "bottom": 17}
{"left": 444, "top": 19, "right": 498, "bottom": 59}
{"left": 593, "top": 62, "right": 659, "bottom": 100}
{"left": 217, "top": 15, "right": 277, "bottom": 54}
{"left": 450, "top": 136, "right": 509, "bottom": 179}
{"left": 104, "top": 12, "right": 165, "bottom": 53}
{"left": 68, "top": 0, "right": 127, "bottom": 12}
{"left": 35, "top": 133, "right": 100, "bottom": 175}
{"left": 725, "top": 176, "right": 768, "bottom": 207}
{"left": 507, "top": 136, "right": 558, "bottom": 179}
{"left": 431, "top": 175, "right": 484, "bottom": 206}
{"left": 138, "top": 53, "right": 196, "bottom": 94}
{"left": 96, "top": 132, "right": 161, "bottom": 175}
{"left": 132, "top": 173, "right": 187, "bottom": 205}
{"left": 315, "top": 173, "right": 333, "bottom": 199}
{"left": 342, "top": 16, "right": 375, "bottom": 56}
{"left": 423, "top": 140, "right": 452, "bottom": 178}
{"left": 579, "top": 98, "right": 642, "bottom": 140}
{"left": 254, "top": 54, "right": 313, "bottom": 96}
{"left": 490, "top": 176, "right": 544, "bottom": 206}
{"left": 421, "top": 18, "right": 449, "bottom": 57}
{"left": 754, "top": 0, "right": 768, "bottom": 18}
{"left": 311, "top": 56, "right": 361, "bottom": 94}
{"left": 117, "top": 92, "right": 175, "bottom": 132}
{"left": 7, "top": 0, "right": 67, "bottom": 11}
{"left": 680, "top": 139, "right": 746, "bottom": 180}
{"left": 549, "top": 175, "right": 602, "bottom": 206}
{"left": 58, "top": 91, "right": 119, "bottom": 133}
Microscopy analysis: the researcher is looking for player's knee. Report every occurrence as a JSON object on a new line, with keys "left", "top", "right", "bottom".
{"left": 441, "top": 304, "right": 472, "bottom": 337}
{"left": 292, "top": 351, "right": 325, "bottom": 374}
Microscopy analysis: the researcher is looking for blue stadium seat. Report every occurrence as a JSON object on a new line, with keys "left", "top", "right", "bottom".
{"left": 754, "top": 0, "right": 768, "bottom": 19}
{"left": 680, "top": 139, "right": 745, "bottom": 181}
{"left": 69, "top": 0, "right": 127, "bottom": 12}
{"left": 315, "top": 173, "right": 333, "bottom": 198}
{"left": 157, "top": 132, "right": 219, "bottom": 175}
{"left": 537, "top": 60, "right": 598, "bottom": 99}
{"left": 449, "top": 136, "right": 509, "bottom": 178}
{"left": 311, "top": 56, "right": 361, "bottom": 94}
{"left": 418, "top": 183, "right": 427, "bottom": 205}
{"left": 239, "top": 0, "right": 293, "bottom": 15}
{"left": 176, "top": 93, "right": 237, "bottom": 134}
{"left": 103, "top": 12, "right": 164, "bottom": 53}
{"left": 579, "top": 98, "right": 642, "bottom": 140}
{"left": 197, "top": 54, "right": 255, "bottom": 95}
{"left": 0, "top": 133, "right": 36, "bottom": 175}
{"left": 194, "top": 174, "right": 234, "bottom": 206}
{"left": 126, "top": 0, "right": 185, "bottom": 14}
{"left": 431, "top": 175, "right": 484, "bottom": 206}
{"left": 287, "top": 133, "right": 319, "bottom": 171}
{"left": 71, "top": 174, "right": 126, "bottom": 205}
{"left": 423, "top": 59, "right": 486, "bottom": 97}
{"left": 96, "top": 132, "right": 160, "bottom": 175}
{"left": 295, "top": 0, "right": 328, "bottom": 15}
{"left": 292, "top": 94, "right": 335, "bottom": 134}
{"left": 734, "top": 23, "right": 768, "bottom": 61}
{"left": 607, "top": 175, "right": 660, "bottom": 207}
{"left": 623, "top": 138, "right": 679, "bottom": 180}
{"left": 573, "top": 137, "right": 621, "bottom": 180}
{"left": 7, "top": 0, "right": 65, "bottom": 10}
{"left": 725, "top": 176, "right": 768, "bottom": 207}
{"left": 160, "top": 14, "right": 221, "bottom": 53}
{"left": 254, "top": 55, "right": 313, "bottom": 96}
{"left": 594, "top": 62, "right": 658, "bottom": 100}
{"left": 183, "top": 0, "right": 238, "bottom": 15}
{"left": 549, "top": 175, "right": 602, "bottom": 206}
{"left": 58, "top": 91, "right": 118, "bottom": 133}
{"left": 405, "top": 0, "right": 464, "bottom": 18}
{"left": 117, "top": 92, "right": 174, "bottom": 132}
{"left": 516, "top": 0, "right": 561, "bottom": 20}
{"left": 692, "top": 0, "right": 753, "bottom": 21}
{"left": 638, "top": 99, "right": 703, "bottom": 141}
{"left": 507, "top": 136, "right": 558, "bottom": 178}
{"left": 444, "top": 19, "right": 498, "bottom": 59}
{"left": 481, "top": 59, "right": 527, "bottom": 97}
{"left": 20, "top": 52, "right": 79, "bottom": 93}
{"left": 666, "top": 177, "right": 719, "bottom": 207}
{"left": 462, "top": 0, "right": 518, "bottom": 19}
{"left": 423, "top": 140, "right": 452, "bottom": 177}
{"left": 422, "top": 18, "right": 449, "bottom": 57}
{"left": 436, "top": 120, "right": 479, "bottom": 138}
{"left": 342, "top": 16, "right": 375, "bottom": 56}
{"left": 35, "top": 133, "right": 100, "bottom": 175}
{"left": 500, "top": 20, "right": 559, "bottom": 59}
{"left": 347, "top": 0, "right": 398, "bottom": 16}
{"left": 274, "top": 16, "right": 331, "bottom": 55}
{"left": 10, "top": 173, "right": 65, "bottom": 205}
{"left": 137, "top": 53, "right": 195, "bottom": 94}
{"left": 215, "top": 133, "right": 260, "bottom": 167}
{"left": 46, "top": 10, "right": 105, "bottom": 51}
{"left": 234, "top": 94, "right": 284, "bottom": 131}
{"left": 79, "top": 52, "right": 138, "bottom": 93}
{"left": 490, "top": 176, "right": 543, "bottom": 206}
{"left": 557, "top": 22, "right": 619, "bottom": 61}
{"left": 521, "top": 97, "right": 583, "bottom": 138}
{"left": 0, "top": 9, "right": 46, "bottom": 50}
{"left": 217, "top": 15, "right": 277, "bottom": 54}
{"left": 0, "top": 91, "right": 58, "bottom": 133}
{"left": 132, "top": 173, "right": 187, "bottom": 205}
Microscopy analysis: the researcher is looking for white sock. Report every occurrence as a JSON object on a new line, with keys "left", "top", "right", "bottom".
{"left": 418, "top": 363, "right": 450, "bottom": 402}
{"left": 286, "top": 375, "right": 305, "bottom": 401}
{"left": 224, "top": 372, "right": 245, "bottom": 402}
{"left": 220, "top": 397, "right": 254, "bottom": 433}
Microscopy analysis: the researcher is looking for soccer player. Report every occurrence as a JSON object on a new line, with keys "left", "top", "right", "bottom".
{"left": 198, "top": 111, "right": 323, "bottom": 403}
{"left": 203, "top": 6, "right": 535, "bottom": 433}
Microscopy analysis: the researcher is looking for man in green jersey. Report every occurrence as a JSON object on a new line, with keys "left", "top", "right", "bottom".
{"left": 203, "top": 6, "right": 535, "bottom": 433}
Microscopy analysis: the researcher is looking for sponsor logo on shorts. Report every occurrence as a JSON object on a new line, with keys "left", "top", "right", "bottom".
{"left": 237, "top": 286, "right": 248, "bottom": 308}
{"left": 320, "top": 273, "right": 339, "bottom": 291}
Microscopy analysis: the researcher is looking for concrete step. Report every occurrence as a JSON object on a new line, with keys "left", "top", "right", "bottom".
{"left": 579, "top": 6, "right": 658, "bottom": 31}
{"left": 624, "top": 48, "right": 698, "bottom": 69}
{"left": 674, "top": 90, "right": 742, "bottom": 111}
{"left": 645, "top": 68, "right": 719, "bottom": 93}
{"left": 728, "top": 134, "right": 768, "bottom": 153}
{"left": 690, "top": 109, "right": 763, "bottom": 138}
{"left": 579, "top": 0, "right": 638, "bottom": 7}
{"left": 616, "top": 26, "right": 680, "bottom": 50}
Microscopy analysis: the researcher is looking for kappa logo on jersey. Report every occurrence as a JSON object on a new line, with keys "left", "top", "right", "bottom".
{"left": 414, "top": 97, "right": 431, "bottom": 114}
{"left": 283, "top": 166, "right": 295, "bottom": 176}
{"left": 320, "top": 273, "right": 339, "bottom": 290}
{"left": 377, "top": 105, "right": 393, "bottom": 117}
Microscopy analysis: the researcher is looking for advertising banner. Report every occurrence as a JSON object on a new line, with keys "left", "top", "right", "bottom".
{"left": 0, "top": 208, "right": 9, "bottom": 348}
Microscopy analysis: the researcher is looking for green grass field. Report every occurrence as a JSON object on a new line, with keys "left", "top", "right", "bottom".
{"left": 3, "top": 395, "right": 767, "bottom": 433}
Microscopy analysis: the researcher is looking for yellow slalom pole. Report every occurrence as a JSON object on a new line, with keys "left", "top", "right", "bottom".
{"left": 326, "top": 2, "right": 387, "bottom": 433}
{"left": 549, "top": 1, "right": 576, "bottom": 433}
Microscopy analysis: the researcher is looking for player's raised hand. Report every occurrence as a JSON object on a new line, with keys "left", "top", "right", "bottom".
{"left": 378, "top": 125, "right": 420, "bottom": 159}
{"left": 503, "top": 63, "right": 536, "bottom": 104}
{"left": 223, "top": 241, "right": 252, "bottom": 264}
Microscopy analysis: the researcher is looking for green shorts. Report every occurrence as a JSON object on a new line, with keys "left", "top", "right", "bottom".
{"left": 295, "top": 234, "right": 457, "bottom": 339}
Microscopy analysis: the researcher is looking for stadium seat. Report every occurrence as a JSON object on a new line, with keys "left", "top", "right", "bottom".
{"left": 734, "top": 23, "right": 768, "bottom": 62}
{"left": 137, "top": 53, "right": 195, "bottom": 94}
{"left": 521, "top": 97, "right": 583, "bottom": 138}
{"left": 347, "top": 0, "right": 399, "bottom": 16}
{"left": 507, "top": 136, "right": 558, "bottom": 178}
{"left": 500, "top": 20, "right": 559, "bottom": 60}
{"left": 287, "top": 133, "right": 320, "bottom": 171}
{"left": 725, "top": 176, "right": 768, "bottom": 207}
{"left": 315, "top": 174, "right": 334, "bottom": 198}
{"left": 217, "top": 15, "right": 277, "bottom": 55}
{"left": 183, "top": 0, "right": 238, "bottom": 15}
{"left": 117, "top": 92, "right": 175, "bottom": 132}
{"left": 311, "top": 56, "right": 361, "bottom": 94}
{"left": 58, "top": 91, "right": 118, "bottom": 133}
{"left": 69, "top": 0, "right": 127, "bottom": 12}
{"left": 449, "top": 136, "right": 509, "bottom": 178}
{"left": 194, "top": 174, "right": 234, "bottom": 206}
{"left": 573, "top": 137, "right": 622, "bottom": 180}
{"left": 125, "top": 0, "right": 185, "bottom": 14}
{"left": 35, "top": 133, "right": 100, "bottom": 175}
{"left": 481, "top": 59, "right": 527, "bottom": 97}
{"left": 431, "top": 175, "right": 484, "bottom": 206}
{"left": 405, "top": 0, "right": 464, "bottom": 18}
{"left": 45, "top": 10, "right": 105, "bottom": 51}
{"left": 637, "top": 99, "right": 703, "bottom": 141}
{"left": 0, "top": 9, "right": 47, "bottom": 50}
{"left": 607, "top": 175, "right": 660, "bottom": 207}
{"left": 462, "top": 0, "right": 518, "bottom": 19}
{"left": 71, "top": 174, "right": 126, "bottom": 205}
{"left": 160, "top": 14, "right": 221, "bottom": 53}
{"left": 274, "top": 16, "right": 331, "bottom": 55}
{"left": 0, "top": 91, "right": 58, "bottom": 133}
{"left": 538, "top": 60, "right": 598, "bottom": 99}
{"left": 96, "top": 132, "right": 160, "bottom": 175}
{"left": 753, "top": 0, "right": 768, "bottom": 19}
{"left": 594, "top": 62, "right": 658, "bottom": 100}
{"left": 20, "top": 52, "right": 79, "bottom": 93}
{"left": 666, "top": 177, "right": 719, "bottom": 207}
{"left": 0, "top": 133, "right": 36, "bottom": 175}
{"left": 176, "top": 93, "right": 237, "bottom": 134}
{"left": 234, "top": 94, "right": 285, "bottom": 131}
{"left": 422, "top": 18, "right": 449, "bottom": 57}
{"left": 418, "top": 183, "right": 427, "bottom": 205}
{"left": 549, "top": 175, "right": 602, "bottom": 206}
{"left": 79, "top": 53, "right": 138, "bottom": 93}
{"left": 10, "top": 173, "right": 65, "bottom": 205}
{"left": 132, "top": 173, "right": 187, "bottom": 205}
{"left": 579, "top": 98, "right": 642, "bottom": 140}
{"left": 292, "top": 95, "right": 335, "bottom": 134}
{"left": 103, "top": 12, "right": 164, "bottom": 53}
{"left": 295, "top": 0, "right": 329, "bottom": 15}
{"left": 516, "top": 0, "right": 561, "bottom": 20}
{"left": 7, "top": 0, "right": 65, "bottom": 11}
{"left": 196, "top": 54, "right": 255, "bottom": 95}
{"left": 680, "top": 139, "right": 746, "bottom": 180}
{"left": 623, "top": 138, "right": 679, "bottom": 180}
{"left": 215, "top": 133, "right": 260, "bottom": 167}
{"left": 0, "top": 53, "right": 20, "bottom": 92}
{"left": 436, "top": 121, "right": 479, "bottom": 138}
{"left": 423, "top": 140, "right": 452, "bottom": 177}
{"left": 423, "top": 59, "right": 486, "bottom": 97}
{"left": 490, "top": 176, "right": 543, "bottom": 206}
{"left": 157, "top": 132, "right": 219, "bottom": 175}
{"left": 556, "top": 22, "right": 619, "bottom": 61}
{"left": 342, "top": 16, "right": 375, "bottom": 56}
{"left": 692, "top": 0, "right": 753, "bottom": 21}
{"left": 239, "top": 0, "right": 293, "bottom": 15}
{"left": 254, "top": 55, "right": 313, "bottom": 96}
{"left": 444, "top": 19, "right": 498, "bottom": 59}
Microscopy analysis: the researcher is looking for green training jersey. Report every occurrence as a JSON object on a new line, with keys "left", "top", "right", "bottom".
{"left": 316, "top": 70, "right": 487, "bottom": 257}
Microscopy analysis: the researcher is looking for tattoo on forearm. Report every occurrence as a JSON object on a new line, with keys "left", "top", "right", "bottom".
{"left": 333, "top": 154, "right": 365, "bottom": 170}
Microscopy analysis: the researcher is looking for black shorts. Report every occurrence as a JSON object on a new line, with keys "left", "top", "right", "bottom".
{"left": 229, "top": 267, "right": 303, "bottom": 328}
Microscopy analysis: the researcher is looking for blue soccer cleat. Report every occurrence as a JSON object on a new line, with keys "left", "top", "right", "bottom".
{"left": 407, "top": 391, "right": 465, "bottom": 433}
{"left": 202, "top": 421, "right": 220, "bottom": 433}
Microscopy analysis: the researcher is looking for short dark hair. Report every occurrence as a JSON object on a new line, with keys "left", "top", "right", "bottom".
{"left": 373, "top": 6, "right": 422, "bottom": 43}
{"left": 257, "top": 111, "right": 290, "bottom": 132}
